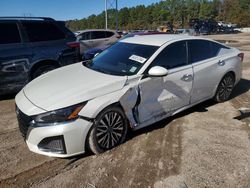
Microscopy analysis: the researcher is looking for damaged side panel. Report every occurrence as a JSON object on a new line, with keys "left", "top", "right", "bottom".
{"left": 119, "top": 86, "right": 140, "bottom": 128}
{"left": 0, "top": 58, "right": 29, "bottom": 95}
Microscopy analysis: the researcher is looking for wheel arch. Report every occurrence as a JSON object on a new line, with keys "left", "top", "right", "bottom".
{"left": 84, "top": 101, "right": 129, "bottom": 154}
{"left": 29, "top": 59, "right": 60, "bottom": 79}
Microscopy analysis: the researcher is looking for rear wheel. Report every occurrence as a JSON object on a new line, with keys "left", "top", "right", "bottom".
{"left": 214, "top": 73, "right": 235, "bottom": 102}
{"left": 88, "top": 106, "right": 128, "bottom": 154}
{"left": 32, "top": 65, "right": 57, "bottom": 79}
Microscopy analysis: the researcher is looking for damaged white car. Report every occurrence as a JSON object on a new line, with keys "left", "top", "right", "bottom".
{"left": 15, "top": 35, "right": 243, "bottom": 157}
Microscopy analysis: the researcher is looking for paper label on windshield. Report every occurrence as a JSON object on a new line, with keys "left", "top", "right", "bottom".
{"left": 129, "top": 55, "right": 147, "bottom": 64}
{"left": 129, "top": 66, "right": 137, "bottom": 73}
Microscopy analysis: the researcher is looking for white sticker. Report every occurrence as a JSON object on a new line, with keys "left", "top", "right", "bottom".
{"left": 129, "top": 66, "right": 137, "bottom": 73}
{"left": 129, "top": 55, "right": 147, "bottom": 64}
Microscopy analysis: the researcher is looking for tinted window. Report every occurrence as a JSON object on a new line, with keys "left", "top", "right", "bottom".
{"left": 151, "top": 41, "right": 187, "bottom": 69}
{"left": 22, "top": 21, "right": 65, "bottom": 42}
{"left": 0, "top": 22, "right": 21, "bottom": 44}
{"left": 188, "top": 40, "right": 213, "bottom": 63}
{"left": 85, "top": 42, "right": 158, "bottom": 76}
{"left": 210, "top": 41, "right": 229, "bottom": 57}
{"left": 91, "top": 31, "right": 106, "bottom": 39}
{"left": 106, "top": 31, "right": 114, "bottom": 38}
{"left": 78, "top": 32, "right": 91, "bottom": 40}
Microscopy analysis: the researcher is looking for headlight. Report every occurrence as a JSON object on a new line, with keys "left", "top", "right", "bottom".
{"left": 32, "top": 102, "right": 87, "bottom": 124}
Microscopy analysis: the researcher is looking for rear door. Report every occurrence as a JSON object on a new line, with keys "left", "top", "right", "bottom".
{"left": 0, "top": 21, "right": 31, "bottom": 94}
{"left": 188, "top": 39, "right": 227, "bottom": 103}
{"left": 91, "top": 31, "right": 107, "bottom": 48}
{"left": 21, "top": 20, "right": 69, "bottom": 65}
{"left": 137, "top": 41, "right": 193, "bottom": 125}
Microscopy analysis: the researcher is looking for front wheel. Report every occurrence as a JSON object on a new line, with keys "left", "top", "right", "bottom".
{"left": 87, "top": 106, "right": 128, "bottom": 154}
{"left": 214, "top": 73, "right": 235, "bottom": 102}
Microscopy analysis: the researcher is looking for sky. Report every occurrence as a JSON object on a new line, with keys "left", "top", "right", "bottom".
{"left": 0, "top": 0, "right": 161, "bottom": 20}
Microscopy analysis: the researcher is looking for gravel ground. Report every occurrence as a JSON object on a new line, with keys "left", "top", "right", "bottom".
{"left": 0, "top": 33, "right": 249, "bottom": 188}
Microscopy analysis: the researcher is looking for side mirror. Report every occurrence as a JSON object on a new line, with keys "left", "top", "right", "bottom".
{"left": 148, "top": 66, "right": 168, "bottom": 77}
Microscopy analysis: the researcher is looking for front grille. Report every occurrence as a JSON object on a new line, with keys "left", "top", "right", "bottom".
{"left": 16, "top": 106, "right": 32, "bottom": 139}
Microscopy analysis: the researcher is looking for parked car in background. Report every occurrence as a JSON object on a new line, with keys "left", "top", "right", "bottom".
{"left": 16, "top": 34, "right": 243, "bottom": 157}
{"left": 75, "top": 29, "right": 120, "bottom": 54}
{"left": 0, "top": 17, "right": 80, "bottom": 96}
{"left": 82, "top": 45, "right": 109, "bottom": 61}
{"left": 175, "top": 29, "right": 196, "bottom": 35}
{"left": 82, "top": 32, "right": 168, "bottom": 60}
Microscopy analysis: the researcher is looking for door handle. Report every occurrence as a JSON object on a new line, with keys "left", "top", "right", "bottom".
{"left": 218, "top": 60, "right": 225, "bottom": 66}
{"left": 181, "top": 74, "right": 193, "bottom": 82}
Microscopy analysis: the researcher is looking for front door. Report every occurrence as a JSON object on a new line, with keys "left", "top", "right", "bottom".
{"left": 137, "top": 40, "right": 194, "bottom": 126}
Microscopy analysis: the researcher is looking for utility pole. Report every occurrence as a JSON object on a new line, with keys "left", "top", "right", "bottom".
{"left": 115, "top": 0, "right": 118, "bottom": 31}
{"left": 104, "top": 0, "right": 119, "bottom": 31}
{"left": 105, "top": 0, "right": 108, "bottom": 30}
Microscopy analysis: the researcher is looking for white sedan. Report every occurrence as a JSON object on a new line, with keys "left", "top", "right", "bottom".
{"left": 15, "top": 34, "right": 243, "bottom": 157}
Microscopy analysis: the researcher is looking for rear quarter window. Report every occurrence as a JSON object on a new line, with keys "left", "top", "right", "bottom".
{"left": 0, "top": 22, "right": 21, "bottom": 44}
{"left": 21, "top": 21, "right": 66, "bottom": 42}
{"left": 210, "top": 41, "right": 231, "bottom": 56}
{"left": 105, "top": 31, "right": 114, "bottom": 38}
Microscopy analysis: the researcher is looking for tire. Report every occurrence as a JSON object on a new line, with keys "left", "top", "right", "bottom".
{"left": 214, "top": 73, "right": 235, "bottom": 102}
{"left": 87, "top": 106, "right": 128, "bottom": 155}
{"left": 32, "top": 65, "right": 57, "bottom": 79}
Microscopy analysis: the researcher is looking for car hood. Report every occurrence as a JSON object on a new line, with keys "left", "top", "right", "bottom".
{"left": 24, "top": 62, "right": 127, "bottom": 111}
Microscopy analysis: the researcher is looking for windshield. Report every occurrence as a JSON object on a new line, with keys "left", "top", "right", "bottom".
{"left": 84, "top": 42, "right": 158, "bottom": 76}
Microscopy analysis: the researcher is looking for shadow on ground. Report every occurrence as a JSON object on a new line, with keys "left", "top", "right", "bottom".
{"left": 231, "top": 78, "right": 250, "bottom": 99}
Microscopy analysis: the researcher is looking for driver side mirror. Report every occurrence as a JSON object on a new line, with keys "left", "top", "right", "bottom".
{"left": 148, "top": 66, "right": 168, "bottom": 77}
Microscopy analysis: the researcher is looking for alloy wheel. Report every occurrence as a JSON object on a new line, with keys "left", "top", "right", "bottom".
{"left": 95, "top": 111, "right": 126, "bottom": 150}
{"left": 217, "top": 75, "right": 234, "bottom": 101}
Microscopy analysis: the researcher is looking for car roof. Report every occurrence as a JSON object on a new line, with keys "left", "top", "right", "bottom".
{"left": 0, "top": 17, "right": 55, "bottom": 21}
{"left": 120, "top": 34, "right": 197, "bottom": 46}
{"left": 77, "top": 29, "right": 116, "bottom": 33}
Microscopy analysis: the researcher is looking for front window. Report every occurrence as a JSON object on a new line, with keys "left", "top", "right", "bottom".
{"left": 150, "top": 41, "right": 188, "bottom": 69}
{"left": 84, "top": 42, "right": 158, "bottom": 76}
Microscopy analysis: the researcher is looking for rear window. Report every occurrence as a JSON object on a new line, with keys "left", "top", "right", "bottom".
{"left": 0, "top": 22, "right": 21, "bottom": 44}
{"left": 21, "top": 21, "right": 65, "bottom": 42}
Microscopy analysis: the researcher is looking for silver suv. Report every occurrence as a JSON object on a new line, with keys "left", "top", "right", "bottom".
{"left": 76, "top": 29, "right": 120, "bottom": 54}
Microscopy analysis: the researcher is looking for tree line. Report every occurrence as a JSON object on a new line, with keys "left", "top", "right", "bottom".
{"left": 66, "top": 0, "right": 250, "bottom": 31}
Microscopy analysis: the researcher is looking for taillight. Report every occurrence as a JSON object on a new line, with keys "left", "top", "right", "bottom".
{"left": 67, "top": 42, "right": 80, "bottom": 48}
{"left": 238, "top": 53, "right": 244, "bottom": 62}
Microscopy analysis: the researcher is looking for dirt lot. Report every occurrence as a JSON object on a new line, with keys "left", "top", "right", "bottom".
{"left": 0, "top": 33, "right": 250, "bottom": 188}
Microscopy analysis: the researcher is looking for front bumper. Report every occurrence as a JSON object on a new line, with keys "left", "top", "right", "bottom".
{"left": 25, "top": 118, "right": 92, "bottom": 158}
